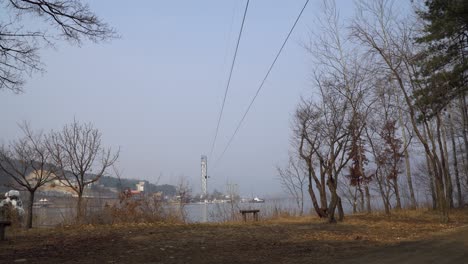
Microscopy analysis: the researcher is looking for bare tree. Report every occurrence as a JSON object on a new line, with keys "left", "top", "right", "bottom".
{"left": 448, "top": 104, "right": 463, "bottom": 207}
{"left": 299, "top": 0, "right": 374, "bottom": 222}
{"left": 294, "top": 98, "right": 330, "bottom": 219}
{"left": 46, "top": 120, "right": 119, "bottom": 220}
{"left": 440, "top": 114, "right": 454, "bottom": 208}
{"left": 176, "top": 176, "right": 192, "bottom": 223}
{"left": 346, "top": 112, "right": 372, "bottom": 213}
{"left": 295, "top": 81, "right": 353, "bottom": 223}
{"left": 0, "top": 122, "right": 55, "bottom": 228}
{"left": 378, "top": 120, "right": 405, "bottom": 210}
{"left": 351, "top": 0, "right": 451, "bottom": 222}
{"left": 459, "top": 96, "right": 468, "bottom": 183}
{"left": 0, "top": 0, "right": 117, "bottom": 92}
{"left": 364, "top": 80, "right": 408, "bottom": 214}
{"left": 277, "top": 154, "right": 307, "bottom": 216}
{"left": 366, "top": 118, "right": 389, "bottom": 214}
{"left": 338, "top": 176, "right": 359, "bottom": 214}
{"left": 396, "top": 94, "right": 417, "bottom": 209}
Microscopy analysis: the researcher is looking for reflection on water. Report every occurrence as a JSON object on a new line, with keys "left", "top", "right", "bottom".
{"left": 201, "top": 203, "right": 207, "bottom": 222}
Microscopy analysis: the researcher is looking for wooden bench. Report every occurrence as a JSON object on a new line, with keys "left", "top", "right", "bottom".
{"left": 240, "top": 209, "right": 260, "bottom": 222}
{"left": 0, "top": 221, "right": 11, "bottom": 241}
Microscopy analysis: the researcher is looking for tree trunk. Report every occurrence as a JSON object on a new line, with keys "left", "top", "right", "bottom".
{"left": 352, "top": 186, "right": 358, "bottom": 213}
{"left": 435, "top": 161, "right": 449, "bottom": 223}
{"left": 459, "top": 94, "right": 468, "bottom": 184}
{"left": 308, "top": 184, "right": 326, "bottom": 218}
{"left": 423, "top": 120, "right": 449, "bottom": 222}
{"left": 327, "top": 174, "right": 339, "bottom": 223}
{"left": 319, "top": 185, "right": 328, "bottom": 214}
{"left": 441, "top": 115, "right": 454, "bottom": 208}
{"left": 27, "top": 191, "right": 35, "bottom": 229}
{"left": 457, "top": 137, "right": 468, "bottom": 186}
{"left": 437, "top": 114, "right": 453, "bottom": 209}
{"left": 365, "top": 185, "right": 371, "bottom": 213}
{"left": 423, "top": 124, "right": 437, "bottom": 210}
{"left": 393, "top": 178, "right": 402, "bottom": 210}
{"left": 318, "top": 165, "right": 328, "bottom": 213}
{"left": 305, "top": 160, "right": 327, "bottom": 218}
{"left": 337, "top": 197, "right": 344, "bottom": 222}
{"left": 429, "top": 170, "right": 437, "bottom": 210}
{"left": 300, "top": 190, "right": 305, "bottom": 216}
{"left": 390, "top": 66, "right": 448, "bottom": 221}
{"left": 77, "top": 193, "right": 84, "bottom": 221}
{"left": 358, "top": 185, "right": 364, "bottom": 212}
{"left": 327, "top": 188, "right": 339, "bottom": 223}
{"left": 448, "top": 106, "right": 463, "bottom": 207}
{"left": 402, "top": 143, "right": 416, "bottom": 209}
{"left": 427, "top": 120, "right": 449, "bottom": 223}
{"left": 397, "top": 97, "right": 417, "bottom": 209}
{"left": 376, "top": 170, "right": 390, "bottom": 215}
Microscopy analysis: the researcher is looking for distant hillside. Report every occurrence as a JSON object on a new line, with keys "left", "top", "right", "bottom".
{"left": 0, "top": 159, "right": 59, "bottom": 194}
{"left": 0, "top": 159, "right": 177, "bottom": 197}
{"left": 97, "top": 176, "right": 177, "bottom": 196}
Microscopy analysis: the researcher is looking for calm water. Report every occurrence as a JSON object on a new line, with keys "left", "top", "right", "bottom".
{"left": 33, "top": 198, "right": 308, "bottom": 227}
{"left": 185, "top": 199, "right": 306, "bottom": 222}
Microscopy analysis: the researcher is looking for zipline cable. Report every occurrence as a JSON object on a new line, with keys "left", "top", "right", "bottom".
{"left": 214, "top": 0, "right": 310, "bottom": 167}
{"left": 209, "top": 0, "right": 250, "bottom": 158}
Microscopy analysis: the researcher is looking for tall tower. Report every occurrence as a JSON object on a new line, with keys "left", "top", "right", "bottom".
{"left": 201, "top": 155, "right": 208, "bottom": 198}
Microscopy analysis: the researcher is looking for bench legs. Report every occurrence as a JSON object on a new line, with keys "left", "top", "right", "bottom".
{"left": 241, "top": 212, "right": 259, "bottom": 222}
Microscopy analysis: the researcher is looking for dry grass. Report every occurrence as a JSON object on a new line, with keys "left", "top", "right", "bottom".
{"left": 263, "top": 208, "right": 468, "bottom": 243}
{"left": 1, "top": 208, "right": 467, "bottom": 264}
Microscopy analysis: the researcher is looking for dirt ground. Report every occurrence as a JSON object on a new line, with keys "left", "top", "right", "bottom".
{"left": 1, "top": 209, "right": 467, "bottom": 264}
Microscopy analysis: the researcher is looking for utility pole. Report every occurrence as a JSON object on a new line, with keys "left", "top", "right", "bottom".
{"left": 201, "top": 155, "right": 208, "bottom": 200}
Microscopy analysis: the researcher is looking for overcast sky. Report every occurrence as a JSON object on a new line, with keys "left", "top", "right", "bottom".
{"left": 0, "top": 0, "right": 362, "bottom": 196}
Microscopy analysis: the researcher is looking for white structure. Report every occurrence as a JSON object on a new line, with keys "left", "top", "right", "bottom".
{"left": 136, "top": 181, "right": 145, "bottom": 192}
{"left": 201, "top": 155, "right": 208, "bottom": 198}
{"left": 0, "top": 190, "right": 25, "bottom": 217}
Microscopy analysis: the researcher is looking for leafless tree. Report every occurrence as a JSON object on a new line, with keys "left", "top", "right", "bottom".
{"left": 294, "top": 98, "right": 328, "bottom": 219}
{"left": 176, "top": 176, "right": 192, "bottom": 222}
{"left": 365, "top": 78, "right": 417, "bottom": 213}
{"left": 295, "top": 82, "right": 353, "bottom": 223}
{"left": 0, "top": 122, "right": 56, "bottom": 228}
{"left": 448, "top": 104, "right": 464, "bottom": 207}
{"left": 338, "top": 176, "right": 359, "bottom": 214}
{"left": 350, "top": 0, "right": 451, "bottom": 222}
{"left": 396, "top": 93, "right": 417, "bottom": 209}
{"left": 299, "top": 0, "right": 375, "bottom": 222}
{"left": 277, "top": 154, "right": 307, "bottom": 216}
{"left": 0, "top": 0, "right": 117, "bottom": 92}
{"left": 46, "top": 119, "right": 119, "bottom": 220}
{"left": 366, "top": 125, "right": 391, "bottom": 215}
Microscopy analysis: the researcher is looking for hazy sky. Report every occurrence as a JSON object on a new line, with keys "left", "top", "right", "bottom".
{"left": 0, "top": 0, "right": 360, "bottom": 196}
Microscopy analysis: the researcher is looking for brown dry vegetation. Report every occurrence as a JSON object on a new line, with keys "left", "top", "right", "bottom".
{"left": 1, "top": 209, "right": 468, "bottom": 264}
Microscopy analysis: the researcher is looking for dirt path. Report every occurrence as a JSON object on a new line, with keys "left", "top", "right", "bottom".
{"left": 343, "top": 226, "right": 468, "bottom": 264}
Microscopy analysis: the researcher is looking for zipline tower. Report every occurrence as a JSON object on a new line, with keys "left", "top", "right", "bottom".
{"left": 201, "top": 155, "right": 208, "bottom": 199}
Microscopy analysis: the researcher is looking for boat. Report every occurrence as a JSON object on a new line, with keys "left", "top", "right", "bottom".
{"left": 34, "top": 198, "right": 53, "bottom": 208}
{"left": 250, "top": 197, "right": 265, "bottom": 203}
